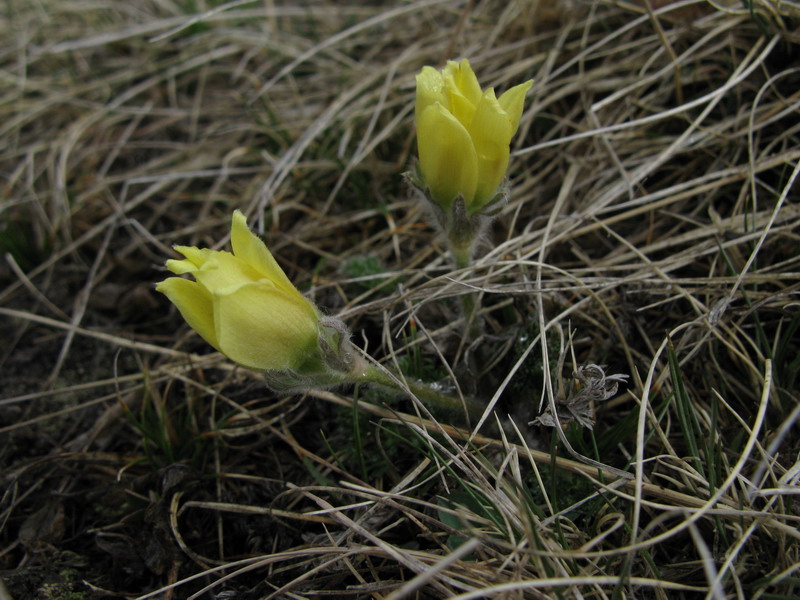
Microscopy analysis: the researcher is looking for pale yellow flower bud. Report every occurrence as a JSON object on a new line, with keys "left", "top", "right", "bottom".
{"left": 156, "top": 211, "right": 321, "bottom": 372}
{"left": 415, "top": 59, "right": 532, "bottom": 214}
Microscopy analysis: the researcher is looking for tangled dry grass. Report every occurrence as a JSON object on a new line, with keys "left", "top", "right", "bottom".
{"left": 2, "top": 1, "right": 799, "bottom": 598}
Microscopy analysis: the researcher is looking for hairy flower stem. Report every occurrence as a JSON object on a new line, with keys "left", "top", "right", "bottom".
{"left": 449, "top": 236, "right": 483, "bottom": 342}
{"left": 348, "top": 355, "right": 485, "bottom": 424}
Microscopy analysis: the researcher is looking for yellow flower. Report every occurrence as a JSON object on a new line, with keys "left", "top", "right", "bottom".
{"left": 156, "top": 211, "right": 321, "bottom": 372}
{"left": 415, "top": 59, "right": 532, "bottom": 213}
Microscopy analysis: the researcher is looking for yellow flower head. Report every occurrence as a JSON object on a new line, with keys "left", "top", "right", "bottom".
{"left": 156, "top": 211, "right": 321, "bottom": 372}
{"left": 415, "top": 59, "right": 532, "bottom": 214}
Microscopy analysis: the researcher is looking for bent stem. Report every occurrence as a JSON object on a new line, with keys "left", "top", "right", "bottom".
{"left": 349, "top": 356, "right": 485, "bottom": 424}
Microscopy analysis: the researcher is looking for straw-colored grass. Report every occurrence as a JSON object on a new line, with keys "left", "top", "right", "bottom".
{"left": 2, "top": 1, "right": 799, "bottom": 599}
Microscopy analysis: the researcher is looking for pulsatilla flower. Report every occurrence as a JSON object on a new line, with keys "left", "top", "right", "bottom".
{"left": 415, "top": 58, "right": 532, "bottom": 215}
{"left": 156, "top": 211, "right": 324, "bottom": 373}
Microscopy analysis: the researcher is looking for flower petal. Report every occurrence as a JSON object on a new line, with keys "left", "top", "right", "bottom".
{"left": 445, "top": 87, "right": 477, "bottom": 129}
{"left": 498, "top": 79, "right": 533, "bottom": 136}
{"left": 166, "top": 245, "right": 217, "bottom": 274}
{"left": 213, "top": 282, "right": 319, "bottom": 371}
{"left": 190, "top": 252, "right": 263, "bottom": 294}
{"left": 444, "top": 59, "right": 482, "bottom": 106}
{"left": 469, "top": 89, "right": 512, "bottom": 209}
{"left": 415, "top": 66, "right": 445, "bottom": 118}
{"left": 166, "top": 258, "right": 197, "bottom": 275}
{"left": 156, "top": 276, "right": 219, "bottom": 350}
{"left": 229, "top": 210, "right": 297, "bottom": 296}
{"left": 417, "top": 103, "right": 478, "bottom": 208}
{"left": 174, "top": 245, "right": 215, "bottom": 268}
